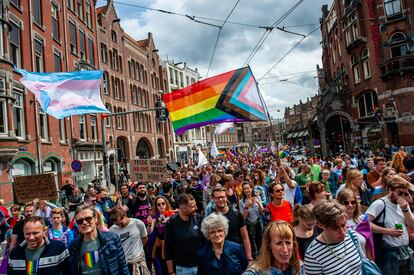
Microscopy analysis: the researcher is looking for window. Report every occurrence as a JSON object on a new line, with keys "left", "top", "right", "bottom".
{"left": 111, "top": 30, "right": 117, "bottom": 42}
{"left": 361, "top": 48, "right": 371, "bottom": 79}
{"left": 79, "top": 115, "right": 86, "bottom": 140}
{"left": 69, "top": 20, "right": 77, "bottom": 54}
{"left": 103, "top": 71, "right": 109, "bottom": 95}
{"left": 0, "top": 99, "right": 7, "bottom": 135}
{"left": 104, "top": 103, "right": 111, "bottom": 127}
{"left": 140, "top": 65, "right": 144, "bottom": 82}
{"left": 100, "top": 43, "right": 107, "bottom": 63}
{"left": 34, "top": 37, "right": 44, "bottom": 72}
{"left": 169, "top": 68, "right": 173, "bottom": 84}
{"left": 90, "top": 115, "right": 97, "bottom": 141}
{"left": 351, "top": 56, "right": 360, "bottom": 84}
{"left": 77, "top": 0, "right": 83, "bottom": 20}
{"left": 85, "top": 1, "right": 92, "bottom": 28}
{"left": 51, "top": 3, "right": 59, "bottom": 41}
{"left": 352, "top": 23, "right": 359, "bottom": 41}
{"left": 32, "top": 0, "right": 42, "bottom": 25}
{"left": 10, "top": 20, "right": 21, "bottom": 68}
{"left": 79, "top": 30, "right": 86, "bottom": 60}
{"left": 384, "top": 0, "right": 401, "bottom": 18}
{"left": 39, "top": 108, "right": 48, "bottom": 140}
{"left": 88, "top": 37, "right": 94, "bottom": 65}
{"left": 10, "top": 0, "right": 20, "bottom": 7}
{"left": 114, "top": 78, "right": 120, "bottom": 99}
{"left": 117, "top": 109, "right": 122, "bottom": 129}
{"left": 112, "top": 49, "right": 118, "bottom": 70}
{"left": 68, "top": 0, "right": 74, "bottom": 10}
{"left": 59, "top": 119, "right": 66, "bottom": 142}
{"left": 12, "top": 92, "right": 24, "bottom": 138}
{"left": 53, "top": 50, "right": 61, "bottom": 72}
{"left": 358, "top": 91, "right": 378, "bottom": 118}
{"left": 390, "top": 32, "right": 408, "bottom": 58}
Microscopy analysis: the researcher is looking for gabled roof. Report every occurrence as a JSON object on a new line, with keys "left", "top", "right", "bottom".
{"left": 136, "top": 39, "right": 149, "bottom": 49}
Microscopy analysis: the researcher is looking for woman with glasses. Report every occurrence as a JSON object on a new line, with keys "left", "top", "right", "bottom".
{"left": 337, "top": 169, "right": 371, "bottom": 210}
{"left": 197, "top": 213, "right": 248, "bottom": 275}
{"left": 337, "top": 188, "right": 374, "bottom": 260}
{"left": 263, "top": 183, "right": 293, "bottom": 225}
{"left": 239, "top": 182, "right": 264, "bottom": 259}
{"left": 68, "top": 204, "right": 129, "bottom": 275}
{"left": 243, "top": 221, "right": 301, "bottom": 275}
{"left": 304, "top": 200, "right": 363, "bottom": 275}
{"left": 148, "top": 196, "right": 175, "bottom": 275}
{"left": 48, "top": 208, "right": 74, "bottom": 248}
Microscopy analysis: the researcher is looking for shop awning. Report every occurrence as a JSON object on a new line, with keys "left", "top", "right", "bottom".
{"left": 292, "top": 132, "right": 299, "bottom": 138}
{"left": 287, "top": 133, "right": 294, "bottom": 138}
{"left": 297, "top": 131, "right": 304, "bottom": 137}
{"left": 302, "top": 130, "right": 309, "bottom": 136}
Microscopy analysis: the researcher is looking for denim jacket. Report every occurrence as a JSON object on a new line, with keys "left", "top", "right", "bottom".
{"left": 197, "top": 240, "right": 248, "bottom": 275}
{"left": 68, "top": 231, "right": 129, "bottom": 275}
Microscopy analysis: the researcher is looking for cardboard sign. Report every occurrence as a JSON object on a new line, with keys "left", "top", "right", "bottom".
{"left": 13, "top": 173, "right": 57, "bottom": 203}
{"left": 130, "top": 159, "right": 168, "bottom": 183}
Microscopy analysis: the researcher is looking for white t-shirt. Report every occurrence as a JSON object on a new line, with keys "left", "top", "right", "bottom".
{"left": 366, "top": 196, "right": 409, "bottom": 247}
{"left": 282, "top": 180, "right": 297, "bottom": 206}
{"left": 347, "top": 214, "right": 367, "bottom": 256}
{"left": 109, "top": 218, "right": 147, "bottom": 261}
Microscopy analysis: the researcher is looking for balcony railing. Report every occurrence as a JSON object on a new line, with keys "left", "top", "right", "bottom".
{"left": 380, "top": 55, "right": 414, "bottom": 80}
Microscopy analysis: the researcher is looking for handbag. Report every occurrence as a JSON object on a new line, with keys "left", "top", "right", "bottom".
{"left": 371, "top": 199, "right": 386, "bottom": 263}
{"left": 348, "top": 230, "right": 381, "bottom": 275}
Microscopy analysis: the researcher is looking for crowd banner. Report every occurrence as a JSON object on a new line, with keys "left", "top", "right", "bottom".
{"left": 130, "top": 159, "right": 168, "bottom": 183}
{"left": 13, "top": 173, "right": 57, "bottom": 203}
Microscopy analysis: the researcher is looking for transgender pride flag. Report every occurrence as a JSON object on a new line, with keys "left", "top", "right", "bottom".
{"left": 16, "top": 69, "right": 109, "bottom": 119}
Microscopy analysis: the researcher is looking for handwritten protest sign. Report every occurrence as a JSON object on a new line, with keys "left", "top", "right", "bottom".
{"left": 13, "top": 173, "right": 57, "bottom": 203}
{"left": 130, "top": 159, "right": 168, "bottom": 183}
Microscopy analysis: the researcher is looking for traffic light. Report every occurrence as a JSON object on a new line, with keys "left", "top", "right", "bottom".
{"left": 155, "top": 100, "right": 168, "bottom": 122}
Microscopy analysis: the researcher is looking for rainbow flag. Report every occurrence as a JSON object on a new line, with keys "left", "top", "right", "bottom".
{"left": 26, "top": 260, "right": 38, "bottom": 275}
{"left": 163, "top": 67, "right": 267, "bottom": 135}
{"left": 83, "top": 250, "right": 99, "bottom": 268}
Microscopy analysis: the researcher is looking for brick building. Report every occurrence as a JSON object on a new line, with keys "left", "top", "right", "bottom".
{"left": 317, "top": 0, "right": 414, "bottom": 155}
{"left": 97, "top": 1, "right": 172, "bottom": 185}
{"left": 0, "top": 0, "right": 101, "bottom": 203}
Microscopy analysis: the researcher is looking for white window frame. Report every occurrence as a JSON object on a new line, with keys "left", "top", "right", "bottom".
{"left": 0, "top": 98, "right": 7, "bottom": 135}
{"left": 9, "top": 18, "right": 21, "bottom": 68}
{"left": 12, "top": 91, "right": 25, "bottom": 138}
{"left": 90, "top": 115, "right": 97, "bottom": 142}
{"left": 384, "top": 0, "right": 402, "bottom": 18}
{"left": 59, "top": 118, "right": 66, "bottom": 142}
{"left": 39, "top": 108, "right": 49, "bottom": 141}
{"left": 362, "top": 49, "right": 371, "bottom": 79}
{"left": 79, "top": 115, "right": 87, "bottom": 141}
{"left": 51, "top": 2, "right": 59, "bottom": 41}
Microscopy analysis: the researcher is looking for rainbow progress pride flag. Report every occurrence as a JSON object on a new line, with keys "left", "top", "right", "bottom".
{"left": 163, "top": 67, "right": 267, "bottom": 135}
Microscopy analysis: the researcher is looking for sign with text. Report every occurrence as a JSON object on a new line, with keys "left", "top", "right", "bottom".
{"left": 130, "top": 159, "right": 168, "bottom": 183}
{"left": 13, "top": 173, "right": 57, "bottom": 203}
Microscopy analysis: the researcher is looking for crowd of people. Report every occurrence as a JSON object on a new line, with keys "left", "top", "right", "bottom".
{"left": 1, "top": 145, "right": 414, "bottom": 274}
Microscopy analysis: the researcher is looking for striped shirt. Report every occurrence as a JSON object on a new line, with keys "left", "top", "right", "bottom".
{"left": 304, "top": 230, "right": 362, "bottom": 275}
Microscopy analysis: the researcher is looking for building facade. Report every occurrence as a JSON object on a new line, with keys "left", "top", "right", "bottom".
{"left": 163, "top": 59, "right": 207, "bottom": 162}
{"left": 251, "top": 119, "right": 285, "bottom": 147}
{"left": 318, "top": 0, "right": 414, "bottom": 155}
{"left": 97, "top": 1, "right": 173, "bottom": 185}
{"left": 0, "top": 0, "right": 101, "bottom": 202}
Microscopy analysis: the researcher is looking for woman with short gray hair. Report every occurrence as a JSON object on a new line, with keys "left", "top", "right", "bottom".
{"left": 197, "top": 213, "right": 248, "bottom": 275}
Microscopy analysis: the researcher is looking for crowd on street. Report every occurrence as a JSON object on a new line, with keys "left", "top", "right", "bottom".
{"left": 2, "top": 145, "right": 414, "bottom": 274}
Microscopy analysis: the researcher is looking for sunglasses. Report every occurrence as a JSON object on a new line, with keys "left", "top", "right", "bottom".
{"left": 397, "top": 191, "right": 410, "bottom": 197}
{"left": 76, "top": 216, "right": 94, "bottom": 225}
{"left": 274, "top": 188, "right": 284, "bottom": 193}
{"left": 343, "top": 200, "right": 356, "bottom": 206}
{"left": 157, "top": 202, "right": 166, "bottom": 206}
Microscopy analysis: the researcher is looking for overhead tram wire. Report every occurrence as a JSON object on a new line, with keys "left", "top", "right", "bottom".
{"left": 260, "top": 69, "right": 317, "bottom": 80}
{"left": 257, "top": 26, "right": 319, "bottom": 82}
{"left": 206, "top": 0, "right": 241, "bottom": 78}
{"left": 112, "top": 1, "right": 269, "bottom": 29}
{"left": 241, "top": 0, "right": 304, "bottom": 68}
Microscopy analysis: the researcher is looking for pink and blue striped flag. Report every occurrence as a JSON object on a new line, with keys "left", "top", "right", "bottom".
{"left": 17, "top": 69, "right": 109, "bottom": 119}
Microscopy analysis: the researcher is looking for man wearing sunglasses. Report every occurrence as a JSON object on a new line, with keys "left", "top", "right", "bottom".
{"left": 367, "top": 175, "right": 414, "bottom": 274}
{"left": 109, "top": 207, "right": 148, "bottom": 275}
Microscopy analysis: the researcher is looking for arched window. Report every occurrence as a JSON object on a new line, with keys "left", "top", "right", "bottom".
{"left": 390, "top": 32, "right": 408, "bottom": 58}
{"left": 361, "top": 48, "right": 371, "bottom": 79}
{"left": 136, "top": 138, "right": 152, "bottom": 159}
{"left": 351, "top": 55, "right": 361, "bottom": 84}
{"left": 358, "top": 91, "right": 378, "bottom": 118}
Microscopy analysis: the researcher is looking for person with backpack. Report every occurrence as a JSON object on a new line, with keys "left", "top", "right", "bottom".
{"left": 367, "top": 175, "right": 414, "bottom": 274}
{"left": 48, "top": 208, "right": 74, "bottom": 248}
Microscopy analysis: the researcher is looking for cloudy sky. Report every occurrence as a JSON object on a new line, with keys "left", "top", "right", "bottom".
{"left": 97, "top": 0, "right": 330, "bottom": 118}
